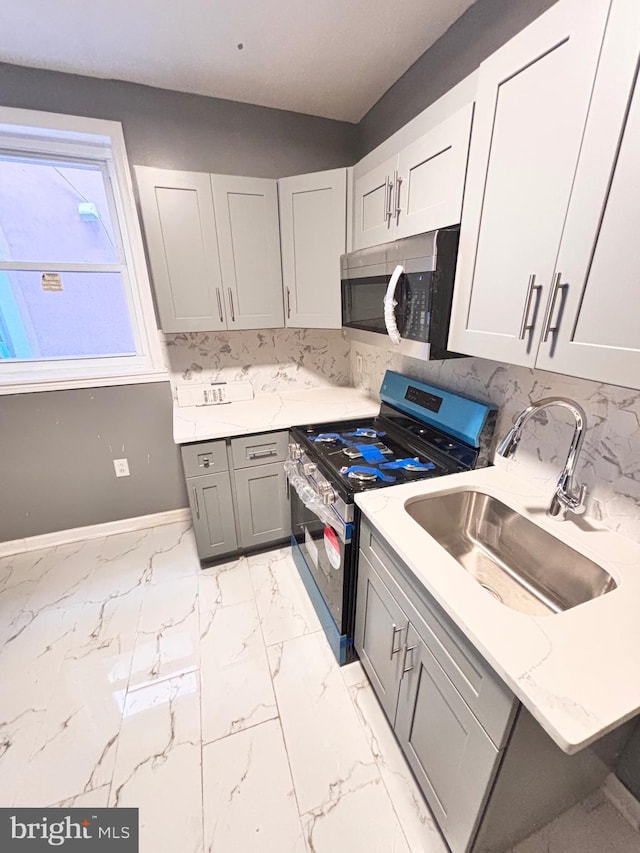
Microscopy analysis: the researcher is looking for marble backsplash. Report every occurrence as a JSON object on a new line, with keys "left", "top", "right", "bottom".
{"left": 163, "top": 328, "right": 351, "bottom": 396}
{"left": 351, "top": 342, "right": 640, "bottom": 544}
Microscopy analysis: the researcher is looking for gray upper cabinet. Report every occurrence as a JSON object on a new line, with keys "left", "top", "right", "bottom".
{"left": 211, "top": 174, "right": 284, "bottom": 330}
{"left": 351, "top": 104, "right": 473, "bottom": 250}
{"left": 278, "top": 168, "right": 347, "bottom": 329}
{"left": 352, "top": 155, "right": 398, "bottom": 250}
{"left": 448, "top": 0, "right": 612, "bottom": 366}
{"left": 136, "top": 167, "right": 283, "bottom": 332}
{"left": 534, "top": 0, "right": 640, "bottom": 389}
{"left": 135, "top": 167, "right": 227, "bottom": 332}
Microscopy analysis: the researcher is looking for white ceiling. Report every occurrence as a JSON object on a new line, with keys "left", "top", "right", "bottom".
{"left": 0, "top": 0, "right": 476, "bottom": 122}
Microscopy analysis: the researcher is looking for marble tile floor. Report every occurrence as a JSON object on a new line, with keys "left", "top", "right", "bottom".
{"left": 0, "top": 519, "right": 637, "bottom": 853}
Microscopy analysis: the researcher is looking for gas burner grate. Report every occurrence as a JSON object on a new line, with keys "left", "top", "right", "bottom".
{"left": 347, "top": 468, "right": 378, "bottom": 482}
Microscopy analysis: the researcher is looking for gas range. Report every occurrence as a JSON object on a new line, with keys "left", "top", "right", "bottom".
{"left": 286, "top": 370, "right": 497, "bottom": 665}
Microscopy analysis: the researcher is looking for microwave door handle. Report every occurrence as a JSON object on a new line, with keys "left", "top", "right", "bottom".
{"left": 383, "top": 264, "right": 404, "bottom": 344}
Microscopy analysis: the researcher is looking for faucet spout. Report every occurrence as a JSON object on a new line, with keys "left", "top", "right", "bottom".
{"left": 496, "top": 397, "right": 588, "bottom": 520}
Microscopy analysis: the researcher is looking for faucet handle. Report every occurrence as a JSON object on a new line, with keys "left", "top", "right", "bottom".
{"left": 556, "top": 481, "right": 587, "bottom": 516}
{"left": 572, "top": 483, "right": 588, "bottom": 515}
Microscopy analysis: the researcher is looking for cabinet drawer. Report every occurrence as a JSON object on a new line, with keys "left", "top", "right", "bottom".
{"left": 181, "top": 440, "right": 228, "bottom": 478}
{"left": 231, "top": 431, "right": 289, "bottom": 469}
{"left": 360, "top": 520, "right": 515, "bottom": 748}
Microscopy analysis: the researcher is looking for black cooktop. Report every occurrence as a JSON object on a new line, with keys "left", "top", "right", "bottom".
{"left": 292, "top": 414, "right": 471, "bottom": 496}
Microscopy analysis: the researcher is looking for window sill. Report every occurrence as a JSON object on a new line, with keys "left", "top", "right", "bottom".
{"left": 0, "top": 369, "right": 170, "bottom": 395}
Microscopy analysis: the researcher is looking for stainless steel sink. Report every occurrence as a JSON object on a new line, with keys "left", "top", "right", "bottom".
{"left": 405, "top": 490, "right": 616, "bottom": 617}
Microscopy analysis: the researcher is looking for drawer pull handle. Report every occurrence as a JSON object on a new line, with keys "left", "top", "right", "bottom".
{"left": 216, "top": 288, "right": 224, "bottom": 324}
{"left": 228, "top": 288, "right": 236, "bottom": 322}
{"left": 402, "top": 643, "right": 417, "bottom": 674}
{"left": 286, "top": 287, "right": 291, "bottom": 319}
{"left": 390, "top": 624, "right": 402, "bottom": 659}
{"left": 192, "top": 486, "right": 200, "bottom": 520}
{"left": 249, "top": 449, "right": 277, "bottom": 459}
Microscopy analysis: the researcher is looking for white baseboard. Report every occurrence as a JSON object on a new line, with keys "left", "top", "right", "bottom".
{"left": 603, "top": 772, "right": 640, "bottom": 833}
{"left": 0, "top": 508, "right": 192, "bottom": 558}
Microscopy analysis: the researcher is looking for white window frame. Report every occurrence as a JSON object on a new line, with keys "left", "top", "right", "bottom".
{"left": 0, "top": 106, "right": 166, "bottom": 394}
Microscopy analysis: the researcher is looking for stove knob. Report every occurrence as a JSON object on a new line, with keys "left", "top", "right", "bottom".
{"left": 318, "top": 481, "right": 336, "bottom": 505}
{"left": 288, "top": 442, "right": 303, "bottom": 461}
{"left": 303, "top": 462, "right": 317, "bottom": 476}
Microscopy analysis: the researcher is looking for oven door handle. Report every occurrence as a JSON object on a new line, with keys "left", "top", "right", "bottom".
{"left": 383, "top": 264, "right": 404, "bottom": 345}
{"left": 285, "top": 461, "right": 351, "bottom": 544}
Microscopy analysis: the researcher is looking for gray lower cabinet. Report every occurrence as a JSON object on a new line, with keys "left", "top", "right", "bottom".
{"left": 182, "top": 430, "right": 290, "bottom": 562}
{"left": 355, "top": 552, "right": 407, "bottom": 721}
{"left": 234, "top": 461, "right": 290, "bottom": 549}
{"left": 355, "top": 519, "right": 516, "bottom": 853}
{"left": 188, "top": 471, "right": 238, "bottom": 561}
{"left": 355, "top": 519, "right": 615, "bottom": 852}
{"left": 395, "top": 624, "right": 502, "bottom": 853}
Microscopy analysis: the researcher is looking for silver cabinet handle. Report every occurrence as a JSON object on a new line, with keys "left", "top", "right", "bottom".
{"left": 248, "top": 448, "right": 277, "bottom": 459}
{"left": 227, "top": 288, "right": 235, "bottom": 322}
{"left": 192, "top": 486, "right": 200, "bottom": 520}
{"left": 286, "top": 287, "right": 291, "bottom": 319}
{"left": 215, "top": 288, "right": 224, "bottom": 324}
{"left": 384, "top": 178, "right": 390, "bottom": 225}
{"left": 387, "top": 177, "right": 395, "bottom": 224}
{"left": 390, "top": 624, "right": 402, "bottom": 659}
{"left": 394, "top": 171, "right": 402, "bottom": 224}
{"left": 541, "top": 273, "right": 568, "bottom": 342}
{"left": 402, "top": 643, "right": 417, "bottom": 674}
{"left": 518, "top": 274, "right": 542, "bottom": 339}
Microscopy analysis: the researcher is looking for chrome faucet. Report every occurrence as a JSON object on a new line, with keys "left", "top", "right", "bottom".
{"left": 497, "top": 397, "right": 588, "bottom": 520}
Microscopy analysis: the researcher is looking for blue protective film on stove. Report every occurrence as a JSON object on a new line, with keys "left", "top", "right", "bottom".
{"left": 345, "top": 428, "right": 387, "bottom": 438}
{"left": 356, "top": 444, "right": 387, "bottom": 463}
{"left": 311, "top": 433, "right": 350, "bottom": 445}
{"left": 380, "top": 458, "right": 436, "bottom": 471}
{"left": 342, "top": 466, "right": 396, "bottom": 483}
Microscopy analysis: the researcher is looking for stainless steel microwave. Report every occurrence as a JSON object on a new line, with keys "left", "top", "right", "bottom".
{"left": 340, "top": 226, "right": 463, "bottom": 361}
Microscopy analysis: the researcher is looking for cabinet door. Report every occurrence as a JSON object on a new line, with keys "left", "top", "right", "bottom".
{"left": 535, "top": 0, "right": 640, "bottom": 389}
{"left": 354, "top": 551, "right": 407, "bottom": 722}
{"left": 233, "top": 461, "right": 291, "bottom": 549}
{"left": 395, "top": 625, "right": 501, "bottom": 853}
{"left": 395, "top": 104, "right": 473, "bottom": 240}
{"left": 448, "top": 0, "right": 611, "bottom": 366}
{"left": 211, "top": 175, "right": 284, "bottom": 330}
{"left": 352, "top": 156, "right": 397, "bottom": 250}
{"left": 188, "top": 472, "right": 238, "bottom": 561}
{"left": 279, "top": 168, "right": 346, "bottom": 329}
{"left": 135, "top": 166, "right": 226, "bottom": 332}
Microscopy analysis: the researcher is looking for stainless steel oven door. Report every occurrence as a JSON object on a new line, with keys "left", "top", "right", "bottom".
{"left": 288, "top": 474, "right": 351, "bottom": 633}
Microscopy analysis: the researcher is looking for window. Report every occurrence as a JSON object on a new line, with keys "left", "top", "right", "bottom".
{"left": 0, "top": 107, "right": 165, "bottom": 392}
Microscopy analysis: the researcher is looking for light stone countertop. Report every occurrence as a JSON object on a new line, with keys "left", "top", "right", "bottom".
{"left": 355, "top": 466, "right": 640, "bottom": 755}
{"left": 173, "top": 386, "right": 380, "bottom": 444}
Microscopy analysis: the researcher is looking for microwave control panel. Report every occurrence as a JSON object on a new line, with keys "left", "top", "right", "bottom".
{"left": 403, "top": 274, "right": 430, "bottom": 341}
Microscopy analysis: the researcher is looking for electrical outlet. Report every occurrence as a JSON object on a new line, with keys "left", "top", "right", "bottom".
{"left": 113, "top": 458, "right": 130, "bottom": 477}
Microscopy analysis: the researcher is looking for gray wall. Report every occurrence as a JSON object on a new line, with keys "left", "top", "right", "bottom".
{"left": 0, "top": 66, "right": 357, "bottom": 542}
{"left": 357, "top": 0, "right": 558, "bottom": 157}
{"left": 0, "top": 62, "right": 357, "bottom": 177}
{"left": 0, "top": 384, "right": 186, "bottom": 540}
